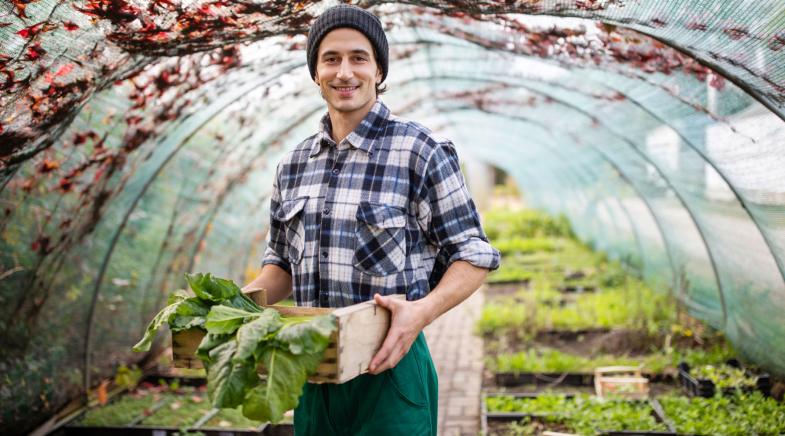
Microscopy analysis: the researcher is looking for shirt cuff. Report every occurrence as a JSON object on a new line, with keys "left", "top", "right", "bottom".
{"left": 443, "top": 237, "right": 501, "bottom": 271}
{"left": 261, "top": 250, "right": 291, "bottom": 274}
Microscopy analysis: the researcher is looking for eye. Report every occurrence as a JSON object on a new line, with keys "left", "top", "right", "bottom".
{"left": 354, "top": 56, "right": 367, "bottom": 62}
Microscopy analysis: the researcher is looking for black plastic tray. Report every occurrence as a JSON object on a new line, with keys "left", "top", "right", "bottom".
{"left": 495, "top": 371, "right": 593, "bottom": 387}
{"left": 481, "top": 393, "right": 683, "bottom": 436}
{"left": 677, "top": 359, "right": 771, "bottom": 398}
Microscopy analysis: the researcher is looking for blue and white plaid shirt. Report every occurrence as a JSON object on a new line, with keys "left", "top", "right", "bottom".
{"left": 262, "top": 99, "right": 500, "bottom": 307}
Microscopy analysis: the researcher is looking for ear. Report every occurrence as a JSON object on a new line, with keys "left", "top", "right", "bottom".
{"left": 376, "top": 67, "right": 382, "bottom": 84}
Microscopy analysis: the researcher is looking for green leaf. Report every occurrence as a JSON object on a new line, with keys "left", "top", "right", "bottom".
{"left": 234, "top": 310, "right": 283, "bottom": 363}
{"left": 207, "top": 341, "right": 260, "bottom": 408}
{"left": 197, "top": 332, "right": 232, "bottom": 363}
{"left": 132, "top": 293, "right": 188, "bottom": 352}
{"left": 225, "top": 292, "right": 264, "bottom": 313}
{"left": 169, "top": 297, "right": 211, "bottom": 331}
{"left": 242, "top": 347, "right": 323, "bottom": 423}
{"left": 186, "top": 272, "right": 242, "bottom": 302}
{"left": 276, "top": 315, "right": 337, "bottom": 355}
{"left": 205, "top": 305, "right": 261, "bottom": 334}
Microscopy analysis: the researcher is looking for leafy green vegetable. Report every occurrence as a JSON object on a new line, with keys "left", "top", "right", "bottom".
{"left": 132, "top": 290, "right": 190, "bottom": 352}
{"left": 186, "top": 272, "right": 243, "bottom": 302}
{"left": 235, "top": 310, "right": 284, "bottom": 363}
{"left": 243, "top": 347, "right": 323, "bottom": 423}
{"left": 207, "top": 341, "right": 259, "bottom": 408}
{"left": 205, "top": 305, "right": 263, "bottom": 335}
{"left": 275, "top": 315, "right": 336, "bottom": 355}
{"left": 133, "top": 273, "right": 337, "bottom": 424}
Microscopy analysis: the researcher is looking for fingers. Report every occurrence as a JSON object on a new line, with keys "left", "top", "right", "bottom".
{"left": 369, "top": 326, "right": 399, "bottom": 373}
{"left": 369, "top": 343, "right": 406, "bottom": 375}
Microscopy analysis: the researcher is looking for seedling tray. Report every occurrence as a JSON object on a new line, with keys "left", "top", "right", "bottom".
{"left": 481, "top": 393, "right": 683, "bottom": 436}
{"left": 677, "top": 359, "right": 771, "bottom": 398}
{"left": 556, "top": 284, "right": 597, "bottom": 293}
{"left": 495, "top": 371, "right": 594, "bottom": 387}
{"left": 494, "top": 371, "right": 674, "bottom": 388}
{"left": 58, "top": 375, "right": 293, "bottom": 436}
{"left": 62, "top": 425, "right": 290, "bottom": 435}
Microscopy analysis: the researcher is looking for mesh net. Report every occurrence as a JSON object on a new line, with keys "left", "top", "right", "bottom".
{"left": 1, "top": 0, "right": 784, "bottom": 432}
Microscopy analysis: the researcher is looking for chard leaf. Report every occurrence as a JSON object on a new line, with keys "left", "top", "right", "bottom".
{"left": 276, "top": 314, "right": 337, "bottom": 355}
{"left": 205, "top": 305, "right": 261, "bottom": 334}
{"left": 169, "top": 297, "right": 210, "bottom": 331}
{"left": 186, "top": 272, "right": 242, "bottom": 302}
{"left": 196, "top": 332, "right": 232, "bottom": 363}
{"left": 207, "top": 341, "right": 260, "bottom": 408}
{"left": 242, "top": 347, "right": 323, "bottom": 423}
{"left": 225, "top": 292, "right": 263, "bottom": 313}
{"left": 234, "top": 310, "right": 283, "bottom": 363}
{"left": 132, "top": 292, "right": 188, "bottom": 352}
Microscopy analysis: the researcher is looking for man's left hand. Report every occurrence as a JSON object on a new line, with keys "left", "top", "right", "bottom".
{"left": 367, "top": 293, "right": 431, "bottom": 375}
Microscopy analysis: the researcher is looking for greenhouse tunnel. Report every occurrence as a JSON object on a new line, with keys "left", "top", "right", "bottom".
{"left": 1, "top": 0, "right": 785, "bottom": 433}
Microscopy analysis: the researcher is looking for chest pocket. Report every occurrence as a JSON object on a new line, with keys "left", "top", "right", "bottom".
{"left": 275, "top": 196, "right": 308, "bottom": 265}
{"left": 353, "top": 202, "right": 407, "bottom": 276}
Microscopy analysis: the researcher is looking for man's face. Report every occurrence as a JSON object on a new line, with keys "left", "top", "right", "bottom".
{"left": 314, "top": 28, "right": 382, "bottom": 116}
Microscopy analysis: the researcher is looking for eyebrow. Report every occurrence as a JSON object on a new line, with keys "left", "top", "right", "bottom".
{"left": 320, "top": 49, "right": 372, "bottom": 58}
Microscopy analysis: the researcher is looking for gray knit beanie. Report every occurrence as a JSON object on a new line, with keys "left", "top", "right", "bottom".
{"left": 306, "top": 5, "right": 389, "bottom": 83}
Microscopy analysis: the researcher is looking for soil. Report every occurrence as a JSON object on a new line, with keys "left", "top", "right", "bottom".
{"left": 485, "top": 327, "right": 663, "bottom": 359}
{"left": 485, "top": 282, "right": 531, "bottom": 298}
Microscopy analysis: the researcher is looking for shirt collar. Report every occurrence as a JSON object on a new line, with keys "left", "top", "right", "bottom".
{"left": 309, "top": 99, "right": 390, "bottom": 158}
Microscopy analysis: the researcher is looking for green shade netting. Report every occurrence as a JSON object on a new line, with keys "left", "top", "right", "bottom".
{"left": 1, "top": 1, "right": 784, "bottom": 433}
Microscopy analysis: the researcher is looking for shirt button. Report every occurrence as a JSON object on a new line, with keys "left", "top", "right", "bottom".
{"left": 332, "top": 168, "right": 340, "bottom": 175}
{"left": 322, "top": 208, "right": 330, "bottom": 216}
{"left": 322, "top": 251, "right": 328, "bottom": 258}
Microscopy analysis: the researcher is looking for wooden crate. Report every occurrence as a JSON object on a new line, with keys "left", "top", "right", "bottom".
{"left": 171, "top": 289, "right": 399, "bottom": 384}
{"left": 594, "top": 366, "right": 650, "bottom": 399}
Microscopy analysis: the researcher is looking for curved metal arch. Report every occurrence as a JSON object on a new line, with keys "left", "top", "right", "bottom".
{"left": 82, "top": 59, "right": 304, "bottom": 391}
{"left": 437, "top": 103, "right": 649, "bottom": 273}
{"left": 391, "top": 42, "right": 785, "bottom": 288}
{"left": 405, "top": 71, "right": 725, "bottom": 322}
{"left": 183, "top": 103, "right": 326, "bottom": 274}
{"left": 436, "top": 106, "right": 672, "bottom": 283}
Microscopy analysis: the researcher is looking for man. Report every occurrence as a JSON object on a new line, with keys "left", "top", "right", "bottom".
{"left": 242, "top": 5, "right": 500, "bottom": 435}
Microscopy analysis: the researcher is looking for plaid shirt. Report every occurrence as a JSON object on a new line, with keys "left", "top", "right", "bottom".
{"left": 262, "top": 99, "right": 500, "bottom": 307}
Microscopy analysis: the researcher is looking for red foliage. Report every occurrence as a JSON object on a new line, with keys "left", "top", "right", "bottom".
{"left": 37, "top": 159, "right": 60, "bottom": 173}
{"left": 770, "top": 34, "right": 785, "bottom": 52}
{"left": 25, "top": 43, "right": 46, "bottom": 61}
{"left": 12, "top": 0, "right": 32, "bottom": 19}
{"left": 724, "top": 27, "right": 749, "bottom": 40}
{"left": 17, "top": 23, "right": 43, "bottom": 39}
{"left": 31, "top": 236, "right": 52, "bottom": 255}
{"left": 63, "top": 21, "right": 80, "bottom": 31}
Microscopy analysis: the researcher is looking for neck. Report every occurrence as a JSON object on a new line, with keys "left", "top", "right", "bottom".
{"left": 328, "top": 97, "right": 376, "bottom": 144}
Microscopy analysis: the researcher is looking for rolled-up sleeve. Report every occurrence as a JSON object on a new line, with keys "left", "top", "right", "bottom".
{"left": 261, "top": 165, "right": 292, "bottom": 274}
{"left": 417, "top": 141, "right": 501, "bottom": 271}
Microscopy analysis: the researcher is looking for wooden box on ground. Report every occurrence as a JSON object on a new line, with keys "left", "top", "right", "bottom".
{"left": 594, "top": 366, "right": 650, "bottom": 399}
{"left": 171, "top": 290, "right": 399, "bottom": 384}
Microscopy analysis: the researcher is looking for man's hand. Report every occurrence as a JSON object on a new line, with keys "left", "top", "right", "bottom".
{"left": 367, "top": 293, "right": 432, "bottom": 375}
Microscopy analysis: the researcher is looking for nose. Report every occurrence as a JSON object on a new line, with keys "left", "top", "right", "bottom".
{"left": 336, "top": 58, "right": 353, "bottom": 81}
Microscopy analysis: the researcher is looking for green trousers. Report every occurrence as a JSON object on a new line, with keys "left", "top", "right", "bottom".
{"left": 294, "top": 332, "right": 438, "bottom": 435}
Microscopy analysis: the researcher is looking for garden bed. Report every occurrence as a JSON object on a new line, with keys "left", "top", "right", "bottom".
{"left": 481, "top": 392, "right": 677, "bottom": 435}
{"left": 57, "top": 375, "right": 293, "bottom": 436}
